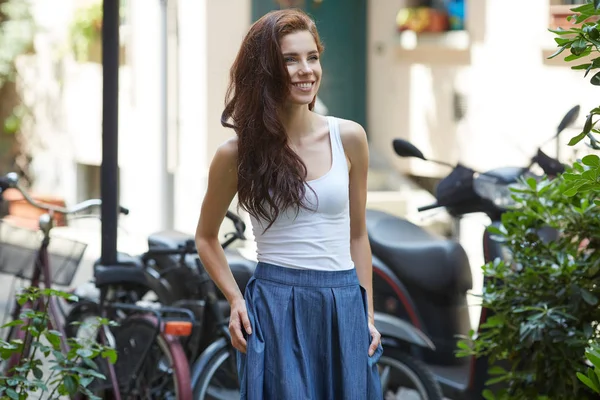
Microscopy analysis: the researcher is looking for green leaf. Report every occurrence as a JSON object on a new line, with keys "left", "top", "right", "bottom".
{"left": 566, "top": 46, "right": 592, "bottom": 60}
{"left": 555, "top": 37, "right": 573, "bottom": 46}
{"left": 592, "top": 70, "right": 600, "bottom": 85}
{"left": 582, "top": 154, "right": 600, "bottom": 167}
{"left": 64, "top": 375, "right": 78, "bottom": 395}
{"left": 572, "top": 3, "right": 595, "bottom": 13}
{"left": 488, "top": 365, "right": 507, "bottom": 375}
{"left": 457, "top": 340, "right": 470, "bottom": 350}
{"left": 548, "top": 44, "right": 569, "bottom": 59}
{"left": 587, "top": 348, "right": 600, "bottom": 368}
{"left": 1, "top": 320, "right": 24, "bottom": 329}
{"left": 549, "top": 27, "right": 577, "bottom": 35}
{"left": 584, "top": 113, "right": 595, "bottom": 133}
{"left": 82, "top": 356, "right": 98, "bottom": 370}
{"left": 579, "top": 371, "right": 599, "bottom": 392}
{"left": 102, "top": 348, "right": 118, "bottom": 364}
{"left": 482, "top": 389, "right": 496, "bottom": 400}
{"left": 32, "top": 366, "right": 43, "bottom": 380}
{"left": 581, "top": 289, "right": 598, "bottom": 305}
{"left": 569, "top": 131, "right": 588, "bottom": 145}
{"left": 486, "top": 375, "right": 509, "bottom": 385}
{"left": 572, "top": 62, "right": 592, "bottom": 70}
{"left": 5, "top": 388, "right": 18, "bottom": 400}
{"left": 76, "top": 348, "right": 93, "bottom": 358}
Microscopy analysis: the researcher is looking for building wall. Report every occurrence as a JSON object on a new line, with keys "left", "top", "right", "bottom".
{"left": 33, "top": 0, "right": 600, "bottom": 239}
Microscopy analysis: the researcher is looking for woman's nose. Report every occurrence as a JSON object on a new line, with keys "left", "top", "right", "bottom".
{"left": 298, "top": 60, "right": 312, "bottom": 75}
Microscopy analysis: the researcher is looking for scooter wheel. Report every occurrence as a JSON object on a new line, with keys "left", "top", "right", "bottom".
{"left": 379, "top": 346, "right": 444, "bottom": 400}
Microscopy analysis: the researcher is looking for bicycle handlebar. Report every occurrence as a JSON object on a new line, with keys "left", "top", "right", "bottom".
{"left": 0, "top": 172, "right": 129, "bottom": 216}
{"left": 225, "top": 210, "right": 246, "bottom": 240}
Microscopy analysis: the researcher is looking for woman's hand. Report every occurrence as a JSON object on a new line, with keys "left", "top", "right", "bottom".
{"left": 368, "top": 321, "right": 382, "bottom": 357}
{"left": 229, "top": 297, "right": 252, "bottom": 353}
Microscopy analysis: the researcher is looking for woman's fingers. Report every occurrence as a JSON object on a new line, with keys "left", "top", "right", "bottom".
{"left": 229, "top": 312, "right": 247, "bottom": 353}
{"left": 368, "top": 324, "right": 381, "bottom": 357}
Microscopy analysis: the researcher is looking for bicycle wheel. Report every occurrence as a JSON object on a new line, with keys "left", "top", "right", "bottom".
{"left": 192, "top": 341, "right": 444, "bottom": 400}
{"left": 191, "top": 339, "right": 239, "bottom": 400}
{"left": 81, "top": 315, "right": 192, "bottom": 399}
{"left": 377, "top": 347, "right": 444, "bottom": 400}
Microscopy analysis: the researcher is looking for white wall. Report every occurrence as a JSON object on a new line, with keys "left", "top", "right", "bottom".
{"left": 117, "top": 0, "right": 166, "bottom": 236}
{"left": 172, "top": 0, "right": 208, "bottom": 234}
{"left": 172, "top": 0, "right": 251, "bottom": 235}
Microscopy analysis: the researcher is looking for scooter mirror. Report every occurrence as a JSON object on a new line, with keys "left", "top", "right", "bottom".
{"left": 392, "top": 139, "right": 426, "bottom": 160}
{"left": 556, "top": 105, "right": 580, "bottom": 136}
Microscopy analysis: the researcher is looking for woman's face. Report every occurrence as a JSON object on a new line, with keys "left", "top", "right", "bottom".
{"left": 280, "top": 30, "right": 322, "bottom": 106}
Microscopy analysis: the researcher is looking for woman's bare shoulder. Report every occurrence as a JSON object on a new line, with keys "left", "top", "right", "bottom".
{"left": 335, "top": 117, "right": 366, "bottom": 139}
{"left": 334, "top": 117, "right": 367, "bottom": 155}
{"left": 214, "top": 137, "right": 238, "bottom": 162}
{"left": 210, "top": 137, "right": 238, "bottom": 176}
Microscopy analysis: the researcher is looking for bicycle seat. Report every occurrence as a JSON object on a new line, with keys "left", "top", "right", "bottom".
{"left": 94, "top": 253, "right": 147, "bottom": 287}
{"left": 148, "top": 230, "right": 195, "bottom": 250}
{"left": 366, "top": 209, "right": 472, "bottom": 295}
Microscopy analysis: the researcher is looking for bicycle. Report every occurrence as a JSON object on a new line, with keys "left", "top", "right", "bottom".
{"left": 64, "top": 209, "right": 250, "bottom": 398}
{"left": 0, "top": 172, "right": 195, "bottom": 399}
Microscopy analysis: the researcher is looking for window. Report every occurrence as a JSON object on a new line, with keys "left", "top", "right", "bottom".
{"left": 396, "top": 0, "right": 466, "bottom": 34}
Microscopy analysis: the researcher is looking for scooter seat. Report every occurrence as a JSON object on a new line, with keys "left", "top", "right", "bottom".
{"left": 147, "top": 230, "right": 195, "bottom": 250}
{"left": 366, "top": 209, "right": 472, "bottom": 294}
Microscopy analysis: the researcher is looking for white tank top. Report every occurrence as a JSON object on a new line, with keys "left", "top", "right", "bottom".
{"left": 249, "top": 116, "right": 354, "bottom": 271}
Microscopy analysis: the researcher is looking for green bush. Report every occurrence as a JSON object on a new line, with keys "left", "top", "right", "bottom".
{"left": 0, "top": 287, "right": 117, "bottom": 399}
{"left": 457, "top": 173, "right": 600, "bottom": 399}
{"left": 457, "top": 2, "right": 600, "bottom": 398}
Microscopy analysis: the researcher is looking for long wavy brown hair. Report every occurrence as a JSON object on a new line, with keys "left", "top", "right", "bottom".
{"left": 221, "top": 9, "right": 324, "bottom": 230}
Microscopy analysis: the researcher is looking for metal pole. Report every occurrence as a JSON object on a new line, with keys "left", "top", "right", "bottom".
{"left": 101, "top": 0, "right": 120, "bottom": 265}
{"left": 160, "top": 0, "right": 174, "bottom": 229}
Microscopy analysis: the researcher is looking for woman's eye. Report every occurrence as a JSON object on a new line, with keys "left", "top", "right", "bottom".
{"left": 309, "top": 55, "right": 319, "bottom": 61}
{"left": 284, "top": 57, "right": 296, "bottom": 63}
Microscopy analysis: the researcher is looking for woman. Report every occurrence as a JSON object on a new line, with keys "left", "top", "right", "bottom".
{"left": 195, "top": 8, "right": 382, "bottom": 399}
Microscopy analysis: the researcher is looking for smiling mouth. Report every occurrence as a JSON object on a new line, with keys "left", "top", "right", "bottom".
{"left": 292, "top": 82, "right": 314, "bottom": 92}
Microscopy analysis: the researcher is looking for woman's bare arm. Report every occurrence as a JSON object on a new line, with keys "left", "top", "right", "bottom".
{"left": 195, "top": 138, "right": 252, "bottom": 351}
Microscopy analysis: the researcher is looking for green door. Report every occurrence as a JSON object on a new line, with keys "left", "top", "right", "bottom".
{"left": 252, "top": 0, "right": 367, "bottom": 129}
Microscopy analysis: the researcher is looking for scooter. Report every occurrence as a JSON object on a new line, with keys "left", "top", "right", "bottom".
{"left": 368, "top": 105, "right": 578, "bottom": 399}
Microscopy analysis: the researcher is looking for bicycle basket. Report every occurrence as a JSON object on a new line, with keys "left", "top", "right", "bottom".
{"left": 0, "top": 220, "right": 87, "bottom": 286}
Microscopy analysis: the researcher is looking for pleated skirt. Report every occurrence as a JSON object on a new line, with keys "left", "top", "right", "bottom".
{"left": 236, "top": 262, "right": 383, "bottom": 400}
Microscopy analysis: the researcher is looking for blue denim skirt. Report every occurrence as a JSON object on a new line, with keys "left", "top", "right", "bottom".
{"left": 236, "top": 262, "right": 383, "bottom": 400}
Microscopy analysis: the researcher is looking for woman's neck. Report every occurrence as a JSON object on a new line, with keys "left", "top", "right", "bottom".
{"left": 279, "top": 104, "right": 315, "bottom": 142}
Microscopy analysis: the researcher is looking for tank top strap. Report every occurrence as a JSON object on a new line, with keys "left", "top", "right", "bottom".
{"left": 326, "top": 116, "right": 345, "bottom": 163}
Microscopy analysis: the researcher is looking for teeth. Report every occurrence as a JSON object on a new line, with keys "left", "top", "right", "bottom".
{"left": 294, "top": 82, "right": 312, "bottom": 88}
